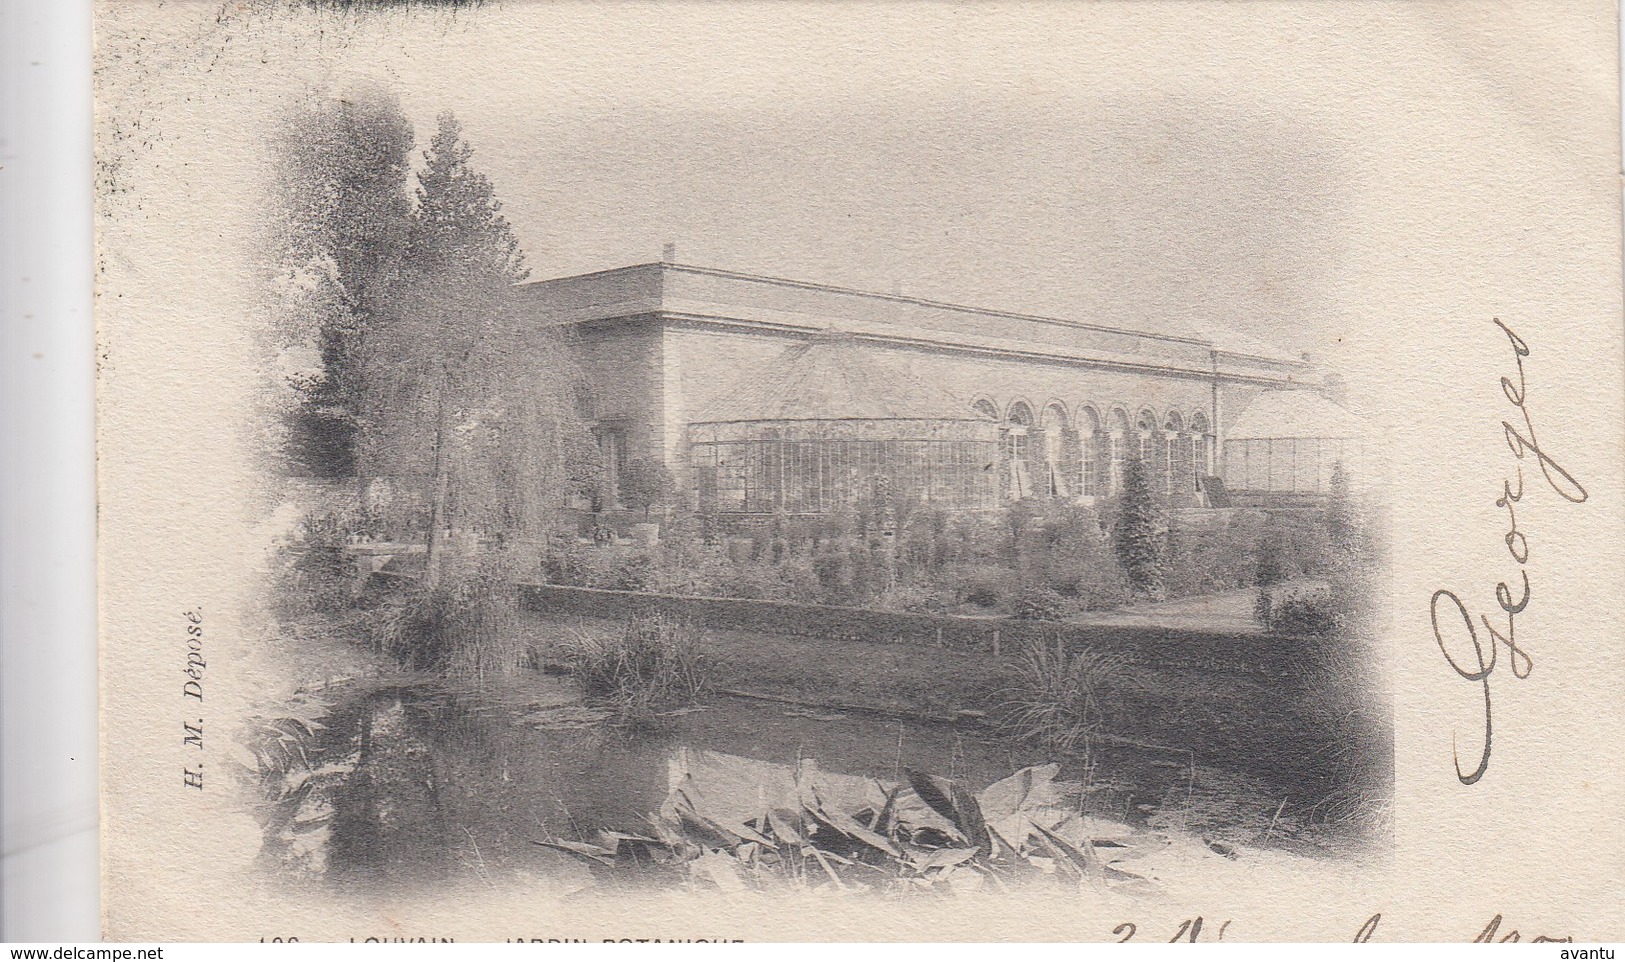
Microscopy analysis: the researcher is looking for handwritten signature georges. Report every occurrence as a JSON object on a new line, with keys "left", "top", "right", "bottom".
{"left": 1430, "top": 319, "right": 1587, "bottom": 785}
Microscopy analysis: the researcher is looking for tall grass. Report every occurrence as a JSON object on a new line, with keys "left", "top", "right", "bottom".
{"left": 998, "top": 634, "right": 1131, "bottom": 757}
{"left": 1298, "top": 633, "right": 1392, "bottom": 839}
{"left": 564, "top": 611, "right": 710, "bottom": 727}
{"left": 371, "top": 575, "right": 529, "bottom": 680}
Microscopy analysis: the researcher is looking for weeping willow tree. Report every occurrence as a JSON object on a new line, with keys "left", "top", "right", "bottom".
{"left": 364, "top": 277, "right": 594, "bottom": 578}
{"left": 359, "top": 113, "right": 599, "bottom": 676}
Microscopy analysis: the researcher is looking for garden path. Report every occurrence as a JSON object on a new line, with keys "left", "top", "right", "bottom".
{"left": 1069, "top": 588, "right": 1264, "bottom": 636}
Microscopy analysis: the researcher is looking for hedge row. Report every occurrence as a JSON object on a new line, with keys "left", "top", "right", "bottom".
{"left": 518, "top": 583, "right": 1315, "bottom": 679}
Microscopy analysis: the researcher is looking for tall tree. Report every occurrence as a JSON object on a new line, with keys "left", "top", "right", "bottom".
{"left": 1112, "top": 455, "right": 1167, "bottom": 598}
{"left": 409, "top": 113, "right": 528, "bottom": 284}
{"left": 1322, "top": 462, "right": 1374, "bottom": 635}
{"left": 274, "top": 86, "right": 415, "bottom": 478}
{"left": 364, "top": 113, "right": 594, "bottom": 587}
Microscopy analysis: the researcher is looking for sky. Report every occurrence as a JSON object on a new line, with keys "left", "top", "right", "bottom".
{"left": 95, "top": 1, "right": 1618, "bottom": 388}
{"left": 257, "top": 2, "right": 1394, "bottom": 360}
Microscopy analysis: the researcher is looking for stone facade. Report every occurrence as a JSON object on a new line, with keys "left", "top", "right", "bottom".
{"left": 518, "top": 262, "right": 1316, "bottom": 510}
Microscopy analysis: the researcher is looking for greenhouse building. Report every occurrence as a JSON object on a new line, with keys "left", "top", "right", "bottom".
{"left": 687, "top": 336, "right": 1002, "bottom": 513}
{"left": 518, "top": 259, "right": 1362, "bottom": 515}
{"left": 1221, "top": 389, "right": 1365, "bottom": 500}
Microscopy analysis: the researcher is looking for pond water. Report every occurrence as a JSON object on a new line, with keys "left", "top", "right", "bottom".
{"left": 252, "top": 676, "right": 1342, "bottom": 894}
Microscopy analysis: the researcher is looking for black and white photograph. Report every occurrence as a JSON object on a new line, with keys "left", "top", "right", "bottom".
{"left": 241, "top": 105, "right": 1391, "bottom": 902}
{"left": 87, "top": 0, "right": 1621, "bottom": 942}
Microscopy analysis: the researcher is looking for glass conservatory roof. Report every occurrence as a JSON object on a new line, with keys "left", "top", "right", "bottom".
{"left": 1226, "top": 389, "right": 1364, "bottom": 440}
{"left": 690, "top": 333, "right": 995, "bottom": 425}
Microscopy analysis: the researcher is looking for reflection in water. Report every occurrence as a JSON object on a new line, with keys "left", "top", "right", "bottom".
{"left": 251, "top": 679, "right": 1329, "bottom": 893}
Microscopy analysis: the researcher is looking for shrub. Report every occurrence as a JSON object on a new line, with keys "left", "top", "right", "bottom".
{"left": 1255, "top": 521, "right": 1292, "bottom": 588}
{"left": 1253, "top": 587, "right": 1274, "bottom": 628}
{"left": 710, "top": 559, "right": 788, "bottom": 601}
{"left": 1264, "top": 588, "right": 1342, "bottom": 637}
{"left": 956, "top": 563, "right": 1014, "bottom": 609}
{"left": 1164, "top": 508, "right": 1345, "bottom": 600}
{"left": 598, "top": 552, "right": 658, "bottom": 592}
{"left": 564, "top": 611, "right": 711, "bottom": 727}
{"left": 547, "top": 545, "right": 662, "bottom": 592}
{"left": 1254, "top": 511, "right": 1342, "bottom": 588}
{"left": 551, "top": 499, "right": 1167, "bottom": 617}
{"left": 1004, "top": 498, "right": 1043, "bottom": 555}
{"left": 657, "top": 543, "right": 719, "bottom": 596}
{"left": 658, "top": 509, "right": 701, "bottom": 561}
{"left": 874, "top": 579, "right": 944, "bottom": 614}
{"left": 773, "top": 554, "right": 824, "bottom": 605}
{"left": 1063, "top": 578, "right": 1132, "bottom": 613}
{"left": 668, "top": 548, "right": 790, "bottom": 601}
{"left": 544, "top": 543, "right": 593, "bottom": 587}
{"left": 273, "top": 510, "right": 374, "bottom": 615}
{"left": 1011, "top": 586, "right": 1068, "bottom": 622}
{"left": 372, "top": 573, "right": 529, "bottom": 679}
{"left": 940, "top": 512, "right": 1010, "bottom": 566}
{"left": 1164, "top": 518, "right": 1207, "bottom": 597}
{"left": 1028, "top": 502, "right": 1131, "bottom": 607}
{"left": 277, "top": 504, "right": 435, "bottom": 608}
{"left": 619, "top": 457, "right": 675, "bottom": 517}
{"left": 812, "top": 537, "right": 866, "bottom": 606}
{"left": 897, "top": 508, "right": 949, "bottom": 572}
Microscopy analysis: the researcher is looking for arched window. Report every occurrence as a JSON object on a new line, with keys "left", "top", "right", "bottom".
{"left": 1040, "top": 402, "right": 1070, "bottom": 498}
{"left": 1136, "top": 408, "right": 1159, "bottom": 469}
{"left": 973, "top": 398, "right": 1000, "bottom": 421}
{"left": 1078, "top": 406, "right": 1101, "bottom": 497}
{"left": 1164, "top": 411, "right": 1185, "bottom": 499}
{"left": 1106, "top": 407, "right": 1131, "bottom": 495}
{"left": 1007, "top": 400, "right": 1035, "bottom": 430}
{"left": 1006, "top": 401, "right": 1035, "bottom": 499}
{"left": 1190, "top": 411, "right": 1211, "bottom": 489}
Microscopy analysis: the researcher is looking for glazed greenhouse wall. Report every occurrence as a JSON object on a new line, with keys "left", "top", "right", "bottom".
{"left": 687, "top": 419, "right": 1001, "bottom": 514}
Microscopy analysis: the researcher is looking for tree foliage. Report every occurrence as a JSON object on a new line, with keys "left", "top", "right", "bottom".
{"left": 618, "top": 457, "right": 676, "bottom": 517}
{"left": 1322, "top": 462, "right": 1378, "bottom": 634}
{"left": 1111, "top": 456, "right": 1167, "bottom": 599}
{"left": 408, "top": 114, "right": 528, "bottom": 283}
{"left": 1254, "top": 524, "right": 1289, "bottom": 588}
{"left": 357, "top": 112, "right": 596, "bottom": 584}
{"left": 274, "top": 100, "right": 600, "bottom": 589}
{"left": 273, "top": 86, "right": 415, "bottom": 477}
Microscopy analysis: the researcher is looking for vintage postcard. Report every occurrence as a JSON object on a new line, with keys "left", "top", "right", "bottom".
{"left": 95, "top": 0, "right": 1623, "bottom": 943}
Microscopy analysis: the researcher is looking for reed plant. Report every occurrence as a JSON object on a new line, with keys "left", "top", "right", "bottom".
{"left": 370, "top": 573, "right": 529, "bottom": 680}
{"left": 564, "top": 611, "right": 710, "bottom": 727}
{"left": 998, "top": 634, "right": 1131, "bottom": 757}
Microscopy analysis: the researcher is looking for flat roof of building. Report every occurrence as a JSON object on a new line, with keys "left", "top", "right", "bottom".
{"left": 516, "top": 261, "right": 1310, "bottom": 377}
